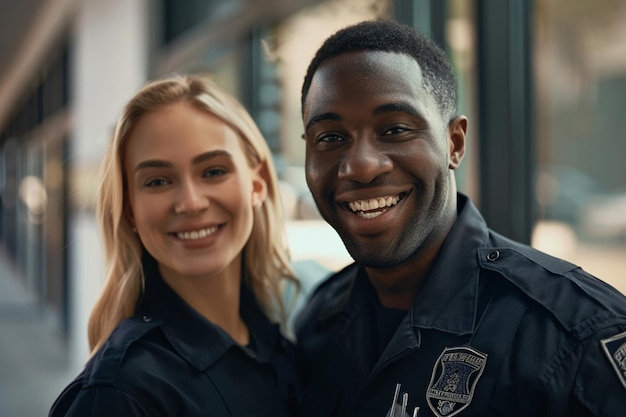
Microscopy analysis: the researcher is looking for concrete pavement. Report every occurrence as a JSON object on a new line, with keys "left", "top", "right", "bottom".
{"left": 0, "top": 249, "right": 75, "bottom": 417}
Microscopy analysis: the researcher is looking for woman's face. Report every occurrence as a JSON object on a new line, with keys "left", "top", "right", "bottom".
{"left": 123, "top": 101, "right": 266, "bottom": 284}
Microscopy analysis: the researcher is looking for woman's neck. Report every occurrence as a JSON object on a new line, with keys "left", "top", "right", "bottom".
{"left": 159, "top": 260, "right": 249, "bottom": 345}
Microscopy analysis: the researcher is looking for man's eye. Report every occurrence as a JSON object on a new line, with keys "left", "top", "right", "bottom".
{"left": 318, "top": 134, "right": 343, "bottom": 143}
{"left": 144, "top": 178, "right": 169, "bottom": 187}
{"left": 383, "top": 127, "right": 407, "bottom": 135}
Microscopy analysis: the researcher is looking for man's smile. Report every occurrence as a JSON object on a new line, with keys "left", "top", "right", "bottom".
{"left": 346, "top": 193, "right": 404, "bottom": 219}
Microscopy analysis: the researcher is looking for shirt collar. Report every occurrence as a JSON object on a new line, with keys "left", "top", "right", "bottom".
{"left": 408, "top": 194, "right": 490, "bottom": 334}
{"left": 321, "top": 194, "right": 491, "bottom": 336}
{"left": 137, "top": 255, "right": 280, "bottom": 371}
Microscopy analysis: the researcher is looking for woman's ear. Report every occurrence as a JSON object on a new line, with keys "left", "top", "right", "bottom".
{"left": 448, "top": 116, "right": 467, "bottom": 169}
{"left": 251, "top": 163, "right": 268, "bottom": 208}
{"left": 124, "top": 202, "right": 136, "bottom": 230}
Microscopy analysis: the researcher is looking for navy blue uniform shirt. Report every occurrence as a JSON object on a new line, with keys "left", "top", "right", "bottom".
{"left": 49, "top": 257, "right": 300, "bottom": 417}
{"left": 295, "top": 194, "right": 626, "bottom": 417}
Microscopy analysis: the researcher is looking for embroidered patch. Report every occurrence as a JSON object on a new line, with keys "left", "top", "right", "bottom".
{"left": 426, "top": 346, "right": 488, "bottom": 417}
{"left": 601, "top": 331, "right": 626, "bottom": 389}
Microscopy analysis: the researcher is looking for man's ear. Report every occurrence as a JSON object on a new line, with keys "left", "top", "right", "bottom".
{"left": 251, "top": 163, "right": 268, "bottom": 208}
{"left": 448, "top": 116, "right": 467, "bottom": 169}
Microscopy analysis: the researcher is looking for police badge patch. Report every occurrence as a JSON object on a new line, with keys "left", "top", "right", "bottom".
{"left": 426, "top": 346, "right": 487, "bottom": 417}
{"left": 601, "top": 331, "right": 626, "bottom": 389}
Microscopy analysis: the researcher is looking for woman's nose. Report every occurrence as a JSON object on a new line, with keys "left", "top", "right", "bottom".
{"left": 338, "top": 139, "right": 393, "bottom": 183}
{"left": 173, "top": 182, "right": 209, "bottom": 215}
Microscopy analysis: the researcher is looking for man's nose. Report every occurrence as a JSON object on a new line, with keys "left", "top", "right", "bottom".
{"left": 338, "top": 139, "right": 393, "bottom": 183}
{"left": 173, "top": 181, "right": 210, "bottom": 215}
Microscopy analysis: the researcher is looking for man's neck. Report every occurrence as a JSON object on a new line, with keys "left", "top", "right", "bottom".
{"left": 365, "top": 210, "right": 456, "bottom": 310}
{"left": 366, "top": 257, "right": 430, "bottom": 310}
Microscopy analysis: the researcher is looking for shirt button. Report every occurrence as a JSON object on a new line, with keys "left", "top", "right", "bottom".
{"left": 486, "top": 250, "right": 500, "bottom": 261}
{"left": 142, "top": 315, "right": 152, "bottom": 322}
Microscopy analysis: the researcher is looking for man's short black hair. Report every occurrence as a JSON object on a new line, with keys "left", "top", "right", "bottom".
{"left": 301, "top": 19, "right": 458, "bottom": 121}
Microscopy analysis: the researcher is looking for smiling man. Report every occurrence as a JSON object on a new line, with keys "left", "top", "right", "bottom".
{"left": 294, "top": 20, "right": 626, "bottom": 417}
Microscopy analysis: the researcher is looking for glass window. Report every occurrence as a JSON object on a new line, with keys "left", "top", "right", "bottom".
{"left": 162, "top": 0, "right": 245, "bottom": 44}
{"left": 446, "top": 0, "right": 479, "bottom": 203}
{"left": 270, "top": 0, "right": 393, "bottom": 275}
{"left": 533, "top": 0, "right": 626, "bottom": 294}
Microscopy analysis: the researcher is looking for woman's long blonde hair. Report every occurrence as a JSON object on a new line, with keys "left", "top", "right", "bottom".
{"left": 88, "top": 74, "right": 298, "bottom": 354}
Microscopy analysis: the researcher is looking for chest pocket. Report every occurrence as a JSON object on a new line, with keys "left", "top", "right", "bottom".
{"left": 464, "top": 283, "right": 528, "bottom": 413}
{"left": 208, "top": 358, "right": 290, "bottom": 417}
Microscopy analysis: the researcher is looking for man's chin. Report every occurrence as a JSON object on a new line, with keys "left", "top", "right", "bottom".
{"left": 351, "top": 251, "right": 402, "bottom": 269}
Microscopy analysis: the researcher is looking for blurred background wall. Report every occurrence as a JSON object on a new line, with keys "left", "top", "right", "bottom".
{"left": 0, "top": 0, "right": 625, "bottom": 415}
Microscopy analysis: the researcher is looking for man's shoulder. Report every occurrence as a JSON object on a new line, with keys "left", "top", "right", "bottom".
{"left": 311, "top": 263, "right": 357, "bottom": 297}
{"left": 483, "top": 232, "right": 626, "bottom": 338}
{"left": 294, "top": 263, "right": 357, "bottom": 337}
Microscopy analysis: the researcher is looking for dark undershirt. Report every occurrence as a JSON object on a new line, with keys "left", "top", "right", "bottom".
{"left": 373, "top": 294, "right": 409, "bottom": 357}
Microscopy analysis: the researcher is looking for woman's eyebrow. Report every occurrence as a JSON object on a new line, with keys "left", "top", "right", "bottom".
{"left": 134, "top": 159, "right": 170, "bottom": 172}
{"left": 134, "top": 150, "right": 233, "bottom": 173}
{"left": 191, "top": 150, "right": 232, "bottom": 165}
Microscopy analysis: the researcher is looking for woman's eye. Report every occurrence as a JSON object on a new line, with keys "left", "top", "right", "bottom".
{"left": 204, "top": 168, "right": 227, "bottom": 177}
{"left": 144, "top": 178, "right": 169, "bottom": 187}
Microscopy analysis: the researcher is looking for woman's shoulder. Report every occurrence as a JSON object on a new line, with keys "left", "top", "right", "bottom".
{"left": 48, "top": 376, "right": 153, "bottom": 417}
{"left": 48, "top": 317, "right": 168, "bottom": 417}
{"left": 86, "top": 316, "right": 163, "bottom": 382}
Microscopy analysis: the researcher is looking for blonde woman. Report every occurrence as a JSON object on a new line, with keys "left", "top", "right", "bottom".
{"left": 49, "top": 75, "right": 300, "bottom": 416}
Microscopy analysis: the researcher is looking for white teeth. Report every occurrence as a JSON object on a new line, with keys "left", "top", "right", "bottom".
{"left": 348, "top": 195, "right": 400, "bottom": 213}
{"left": 361, "top": 211, "right": 383, "bottom": 219}
{"left": 177, "top": 226, "right": 219, "bottom": 240}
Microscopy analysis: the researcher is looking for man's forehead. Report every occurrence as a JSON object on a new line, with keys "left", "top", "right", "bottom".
{"left": 317, "top": 50, "right": 421, "bottom": 75}
{"left": 304, "top": 51, "right": 429, "bottom": 118}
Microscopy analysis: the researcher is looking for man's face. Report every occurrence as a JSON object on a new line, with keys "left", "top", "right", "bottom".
{"left": 303, "top": 50, "right": 464, "bottom": 268}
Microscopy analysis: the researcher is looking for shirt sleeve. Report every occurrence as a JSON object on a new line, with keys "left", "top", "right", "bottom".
{"left": 572, "top": 326, "right": 626, "bottom": 416}
{"left": 49, "top": 384, "right": 154, "bottom": 417}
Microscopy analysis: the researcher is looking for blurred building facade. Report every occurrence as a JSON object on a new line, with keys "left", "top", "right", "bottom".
{"left": 0, "top": 0, "right": 625, "bottom": 415}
